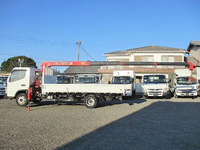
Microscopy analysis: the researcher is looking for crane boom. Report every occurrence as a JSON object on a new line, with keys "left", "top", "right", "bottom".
{"left": 40, "top": 61, "right": 194, "bottom": 73}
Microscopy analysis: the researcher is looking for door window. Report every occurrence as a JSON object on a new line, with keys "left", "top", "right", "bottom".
{"left": 9, "top": 70, "right": 26, "bottom": 82}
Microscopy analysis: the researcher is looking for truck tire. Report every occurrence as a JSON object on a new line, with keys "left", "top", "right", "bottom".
{"left": 84, "top": 94, "right": 98, "bottom": 108}
{"left": 16, "top": 93, "right": 28, "bottom": 107}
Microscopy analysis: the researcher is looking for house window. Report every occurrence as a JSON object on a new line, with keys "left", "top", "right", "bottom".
{"left": 161, "top": 55, "right": 174, "bottom": 62}
{"left": 174, "top": 56, "right": 182, "bottom": 62}
{"left": 134, "top": 56, "right": 141, "bottom": 61}
{"left": 134, "top": 55, "right": 153, "bottom": 61}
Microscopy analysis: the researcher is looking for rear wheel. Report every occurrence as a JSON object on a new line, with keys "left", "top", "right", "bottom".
{"left": 16, "top": 93, "right": 28, "bottom": 106}
{"left": 84, "top": 94, "right": 98, "bottom": 108}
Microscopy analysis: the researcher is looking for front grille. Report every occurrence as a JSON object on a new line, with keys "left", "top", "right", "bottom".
{"left": 148, "top": 89, "right": 162, "bottom": 92}
{"left": 179, "top": 89, "right": 193, "bottom": 93}
{"left": 0, "top": 88, "right": 5, "bottom": 91}
{"left": 148, "top": 88, "right": 163, "bottom": 95}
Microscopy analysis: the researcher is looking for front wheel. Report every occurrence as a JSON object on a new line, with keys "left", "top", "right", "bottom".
{"left": 16, "top": 93, "right": 28, "bottom": 106}
{"left": 84, "top": 94, "right": 98, "bottom": 108}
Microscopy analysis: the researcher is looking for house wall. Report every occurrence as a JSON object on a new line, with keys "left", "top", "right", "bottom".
{"left": 190, "top": 47, "right": 200, "bottom": 61}
{"left": 106, "top": 53, "right": 184, "bottom": 63}
{"left": 104, "top": 51, "right": 185, "bottom": 94}
{"left": 106, "top": 56, "right": 130, "bottom": 61}
{"left": 130, "top": 53, "right": 184, "bottom": 62}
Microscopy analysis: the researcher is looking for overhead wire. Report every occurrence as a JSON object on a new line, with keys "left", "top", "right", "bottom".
{"left": 81, "top": 46, "right": 96, "bottom": 61}
{"left": 0, "top": 34, "right": 69, "bottom": 45}
{"left": 0, "top": 33, "right": 97, "bottom": 64}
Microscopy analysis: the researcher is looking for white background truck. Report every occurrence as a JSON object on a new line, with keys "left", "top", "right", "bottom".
{"left": 7, "top": 67, "right": 133, "bottom": 108}
{"left": 75, "top": 74, "right": 100, "bottom": 83}
{"left": 141, "top": 74, "right": 170, "bottom": 98}
{"left": 169, "top": 69, "right": 198, "bottom": 98}
{"left": 111, "top": 70, "right": 136, "bottom": 96}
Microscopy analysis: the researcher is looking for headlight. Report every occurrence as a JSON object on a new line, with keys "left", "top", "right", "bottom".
{"left": 142, "top": 88, "right": 147, "bottom": 92}
{"left": 125, "top": 89, "right": 131, "bottom": 92}
{"left": 176, "top": 89, "right": 182, "bottom": 93}
{"left": 192, "top": 89, "right": 197, "bottom": 93}
{"left": 163, "top": 88, "right": 168, "bottom": 93}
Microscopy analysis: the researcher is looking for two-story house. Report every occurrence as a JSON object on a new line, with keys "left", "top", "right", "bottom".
{"left": 99, "top": 45, "right": 186, "bottom": 93}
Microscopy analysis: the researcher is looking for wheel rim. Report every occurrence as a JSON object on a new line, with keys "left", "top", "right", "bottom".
{"left": 86, "top": 97, "right": 95, "bottom": 107}
{"left": 17, "top": 96, "right": 26, "bottom": 105}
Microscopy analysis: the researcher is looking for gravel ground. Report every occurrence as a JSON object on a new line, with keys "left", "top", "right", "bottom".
{"left": 0, "top": 96, "right": 200, "bottom": 150}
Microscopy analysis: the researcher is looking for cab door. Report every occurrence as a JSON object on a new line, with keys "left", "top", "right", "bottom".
{"left": 7, "top": 69, "right": 29, "bottom": 97}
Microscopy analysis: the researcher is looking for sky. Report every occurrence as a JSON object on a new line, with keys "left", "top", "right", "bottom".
{"left": 0, "top": 0, "right": 200, "bottom": 72}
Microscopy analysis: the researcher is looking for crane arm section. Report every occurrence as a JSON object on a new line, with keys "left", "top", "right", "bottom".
{"left": 40, "top": 61, "right": 90, "bottom": 73}
{"left": 40, "top": 61, "right": 194, "bottom": 73}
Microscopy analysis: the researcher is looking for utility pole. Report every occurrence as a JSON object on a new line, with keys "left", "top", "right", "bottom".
{"left": 76, "top": 40, "right": 82, "bottom": 61}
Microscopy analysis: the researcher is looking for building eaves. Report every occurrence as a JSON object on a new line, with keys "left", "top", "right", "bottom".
{"left": 126, "top": 45, "right": 185, "bottom": 53}
{"left": 187, "top": 41, "right": 200, "bottom": 52}
{"left": 191, "top": 41, "right": 200, "bottom": 46}
{"left": 104, "top": 50, "right": 130, "bottom": 57}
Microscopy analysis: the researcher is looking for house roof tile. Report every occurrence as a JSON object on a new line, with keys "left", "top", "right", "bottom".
{"left": 64, "top": 66, "right": 101, "bottom": 74}
{"left": 104, "top": 45, "right": 185, "bottom": 56}
{"left": 187, "top": 41, "right": 200, "bottom": 52}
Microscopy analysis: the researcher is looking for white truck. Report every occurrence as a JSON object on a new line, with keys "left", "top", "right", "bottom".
{"left": 7, "top": 67, "right": 133, "bottom": 108}
{"left": 141, "top": 74, "right": 170, "bottom": 99}
{"left": 110, "top": 70, "right": 136, "bottom": 96}
{"left": 169, "top": 69, "right": 198, "bottom": 98}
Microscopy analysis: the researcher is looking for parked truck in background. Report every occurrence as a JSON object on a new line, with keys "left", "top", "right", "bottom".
{"left": 169, "top": 69, "right": 198, "bottom": 98}
{"left": 141, "top": 74, "right": 170, "bottom": 99}
{"left": 110, "top": 70, "right": 136, "bottom": 96}
{"left": 75, "top": 74, "right": 100, "bottom": 84}
{"left": 7, "top": 66, "right": 133, "bottom": 108}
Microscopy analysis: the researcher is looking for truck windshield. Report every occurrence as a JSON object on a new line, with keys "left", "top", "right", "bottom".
{"left": 112, "top": 76, "right": 131, "bottom": 84}
{"left": 143, "top": 75, "right": 166, "bottom": 83}
{"left": 177, "top": 77, "right": 197, "bottom": 85}
{"left": 57, "top": 76, "right": 70, "bottom": 84}
{"left": 75, "top": 75, "right": 98, "bottom": 83}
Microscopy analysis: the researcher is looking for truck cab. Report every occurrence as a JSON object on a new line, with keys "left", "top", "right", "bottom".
{"left": 110, "top": 70, "right": 136, "bottom": 96}
{"left": 7, "top": 67, "right": 41, "bottom": 106}
{"left": 142, "top": 74, "right": 169, "bottom": 98}
{"left": 169, "top": 69, "right": 198, "bottom": 98}
{"left": 174, "top": 76, "right": 198, "bottom": 98}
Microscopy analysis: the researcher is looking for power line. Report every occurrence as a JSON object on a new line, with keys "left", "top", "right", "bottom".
{"left": 81, "top": 46, "right": 96, "bottom": 61}
{"left": 0, "top": 34, "right": 69, "bottom": 46}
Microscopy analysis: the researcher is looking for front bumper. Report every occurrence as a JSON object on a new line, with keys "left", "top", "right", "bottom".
{"left": 176, "top": 92, "right": 197, "bottom": 97}
{"left": 143, "top": 91, "right": 169, "bottom": 97}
